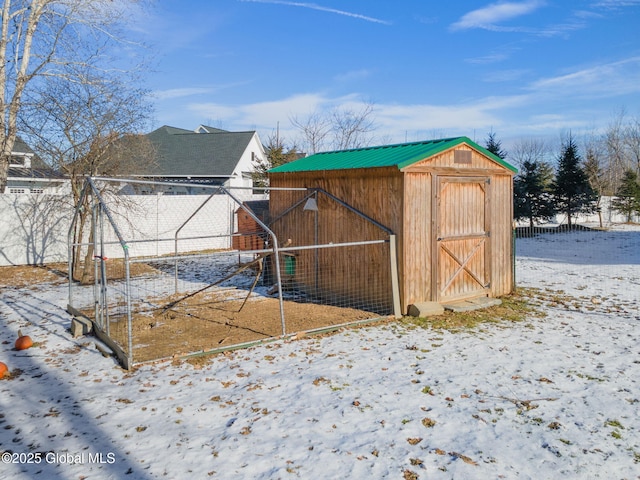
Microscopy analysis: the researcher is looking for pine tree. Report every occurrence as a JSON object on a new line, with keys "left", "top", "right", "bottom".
{"left": 485, "top": 131, "right": 507, "bottom": 159}
{"left": 553, "top": 135, "right": 597, "bottom": 228}
{"left": 611, "top": 169, "right": 640, "bottom": 222}
{"left": 514, "top": 160, "right": 556, "bottom": 228}
{"left": 252, "top": 133, "right": 300, "bottom": 188}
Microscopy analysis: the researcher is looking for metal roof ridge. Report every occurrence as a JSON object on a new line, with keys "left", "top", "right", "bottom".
{"left": 314, "top": 136, "right": 465, "bottom": 155}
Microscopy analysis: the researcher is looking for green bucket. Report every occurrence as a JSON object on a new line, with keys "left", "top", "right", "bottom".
{"left": 284, "top": 255, "right": 296, "bottom": 276}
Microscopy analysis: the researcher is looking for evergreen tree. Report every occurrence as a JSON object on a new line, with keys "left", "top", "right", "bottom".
{"left": 553, "top": 135, "right": 597, "bottom": 227}
{"left": 252, "top": 133, "right": 300, "bottom": 188}
{"left": 611, "top": 169, "right": 640, "bottom": 222}
{"left": 485, "top": 131, "right": 507, "bottom": 159}
{"left": 514, "top": 160, "right": 556, "bottom": 228}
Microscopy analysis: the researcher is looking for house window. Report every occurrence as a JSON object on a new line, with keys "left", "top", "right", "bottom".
{"left": 9, "top": 156, "right": 25, "bottom": 166}
{"left": 9, "top": 188, "right": 26, "bottom": 194}
{"left": 31, "top": 188, "right": 44, "bottom": 194}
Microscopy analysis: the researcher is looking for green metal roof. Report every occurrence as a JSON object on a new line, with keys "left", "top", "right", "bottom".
{"left": 269, "top": 136, "right": 517, "bottom": 174}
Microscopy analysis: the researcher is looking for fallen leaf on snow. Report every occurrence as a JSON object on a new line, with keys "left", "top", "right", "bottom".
{"left": 450, "top": 451, "right": 478, "bottom": 465}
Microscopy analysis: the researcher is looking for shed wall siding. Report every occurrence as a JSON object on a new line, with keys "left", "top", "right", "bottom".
{"left": 269, "top": 169, "right": 403, "bottom": 234}
{"left": 489, "top": 174, "right": 514, "bottom": 296}
{"left": 402, "top": 172, "right": 432, "bottom": 309}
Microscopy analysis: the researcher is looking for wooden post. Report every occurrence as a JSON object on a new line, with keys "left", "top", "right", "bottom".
{"left": 389, "top": 234, "right": 402, "bottom": 318}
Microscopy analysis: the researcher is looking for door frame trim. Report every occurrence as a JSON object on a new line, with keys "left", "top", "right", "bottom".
{"left": 432, "top": 175, "right": 491, "bottom": 302}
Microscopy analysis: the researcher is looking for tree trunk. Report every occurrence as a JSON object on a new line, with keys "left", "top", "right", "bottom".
{"left": 0, "top": 155, "right": 8, "bottom": 193}
{"left": 80, "top": 226, "right": 94, "bottom": 285}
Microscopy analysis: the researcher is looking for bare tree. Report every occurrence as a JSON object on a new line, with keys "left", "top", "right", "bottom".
{"left": 624, "top": 115, "right": 640, "bottom": 176}
{"left": 291, "top": 101, "right": 377, "bottom": 153}
{"left": 583, "top": 130, "right": 609, "bottom": 227}
{"left": 330, "top": 103, "right": 376, "bottom": 150}
{"left": 289, "top": 110, "right": 331, "bottom": 155}
{"left": 20, "top": 65, "right": 154, "bottom": 282}
{"left": 603, "top": 109, "right": 630, "bottom": 191}
{"left": 0, "top": 0, "right": 148, "bottom": 193}
{"left": 22, "top": 69, "right": 153, "bottom": 195}
{"left": 509, "top": 137, "right": 548, "bottom": 169}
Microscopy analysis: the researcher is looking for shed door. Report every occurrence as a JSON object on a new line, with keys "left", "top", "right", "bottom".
{"left": 435, "top": 176, "right": 491, "bottom": 302}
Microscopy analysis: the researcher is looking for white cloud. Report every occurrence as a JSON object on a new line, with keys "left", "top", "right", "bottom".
{"left": 187, "top": 93, "right": 331, "bottom": 130}
{"left": 591, "top": 0, "right": 640, "bottom": 8}
{"left": 162, "top": 56, "right": 640, "bottom": 145}
{"left": 451, "top": 1, "right": 545, "bottom": 31}
{"left": 239, "top": 0, "right": 392, "bottom": 25}
{"left": 529, "top": 56, "right": 640, "bottom": 97}
{"left": 183, "top": 93, "right": 510, "bottom": 143}
{"left": 154, "top": 88, "right": 215, "bottom": 100}
{"left": 482, "top": 69, "right": 531, "bottom": 82}
{"left": 154, "top": 80, "right": 254, "bottom": 101}
{"left": 466, "top": 51, "right": 513, "bottom": 64}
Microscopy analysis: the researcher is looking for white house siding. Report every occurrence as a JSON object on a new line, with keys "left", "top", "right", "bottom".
{"left": 229, "top": 132, "right": 266, "bottom": 189}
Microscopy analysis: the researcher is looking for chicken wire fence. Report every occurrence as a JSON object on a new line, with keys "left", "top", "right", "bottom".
{"left": 67, "top": 178, "right": 400, "bottom": 368}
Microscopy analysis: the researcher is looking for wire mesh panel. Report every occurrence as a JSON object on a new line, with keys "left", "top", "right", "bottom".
{"left": 125, "top": 249, "right": 280, "bottom": 363}
{"left": 270, "top": 188, "right": 398, "bottom": 318}
{"left": 68, "top": 183, "right": 147, "bottom": 364}
{"left": 68, "top": 178, "right": 399, "bottom": 368}
{"left": 276, "top": 241, "right": 393, "bottom": 329}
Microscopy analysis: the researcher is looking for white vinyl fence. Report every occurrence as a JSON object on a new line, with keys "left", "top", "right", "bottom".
{"left": 0, "top": 191, "right": 265, "bottom": 266}
{"left": 0, "top": 194, "right": 72, "bottom": 266}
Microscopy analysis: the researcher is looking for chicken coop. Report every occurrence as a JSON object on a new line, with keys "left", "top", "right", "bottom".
{"left": 232, "top": 200, "right": 270, "bottom": 251}
{"left": 268, "top": 136, "right": 518, "bottom": 313}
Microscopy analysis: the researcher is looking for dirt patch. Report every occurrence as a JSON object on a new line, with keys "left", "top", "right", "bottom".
{"left": 106, "top": 288, "right": 385, "bottom": 364}
{"left": 0, "top": 263, "right": 68, "bottom": 288}
{"left": 0, "top": 261, "right": 160, "bottom": 288}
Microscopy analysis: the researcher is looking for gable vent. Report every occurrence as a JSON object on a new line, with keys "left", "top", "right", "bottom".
{"left": 454, "top": 150, "right": 472, "bottom": 164}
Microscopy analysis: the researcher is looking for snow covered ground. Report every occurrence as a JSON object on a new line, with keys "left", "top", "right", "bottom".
{"left": 1, "top": 226, "right": 638, "bottom": 479}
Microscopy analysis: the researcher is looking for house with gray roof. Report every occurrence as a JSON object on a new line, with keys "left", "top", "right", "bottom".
{"left": 125, "top": 125, "right": 267, "bottom": 194}
{"left": 5, "top": 137, "right": 66, "bottom": 194}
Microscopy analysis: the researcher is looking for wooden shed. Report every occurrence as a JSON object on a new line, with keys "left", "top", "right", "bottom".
{"left": 268, "top": 137, "right": 517, "bottom": 313}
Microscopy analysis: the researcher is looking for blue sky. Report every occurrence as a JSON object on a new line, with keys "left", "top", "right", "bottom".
{"left": 138, "top": 0, "right": 640, "bottom": 148}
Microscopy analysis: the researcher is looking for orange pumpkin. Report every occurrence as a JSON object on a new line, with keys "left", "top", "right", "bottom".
{"left": 15, "top": 330, "right": 33, "bottom": 351}
{"left": 0, "top": 362, "right": 8, "bottom": 378}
